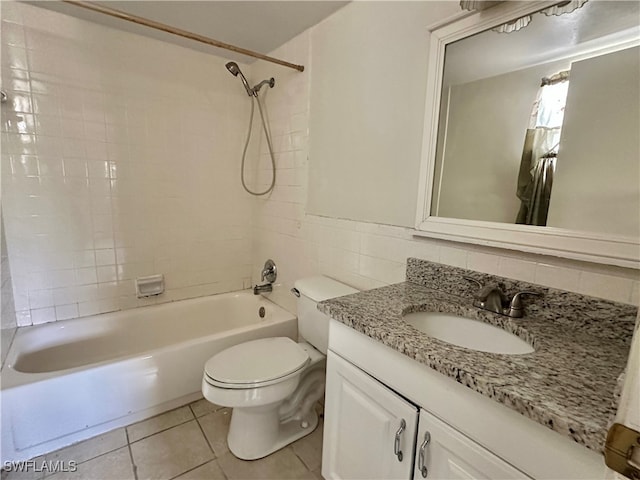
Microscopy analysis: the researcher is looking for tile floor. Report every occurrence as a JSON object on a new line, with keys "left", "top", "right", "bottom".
{"left": 2, "top": 398, "right": 324, "bottom": 480}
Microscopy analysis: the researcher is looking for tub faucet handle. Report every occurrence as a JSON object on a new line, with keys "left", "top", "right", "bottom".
{"left": 261, "top": 259, "right": 277, "bottom": 283}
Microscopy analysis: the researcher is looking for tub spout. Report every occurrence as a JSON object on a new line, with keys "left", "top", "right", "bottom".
{"left": 253, "top": 283, "right": 273, "bottom": 295}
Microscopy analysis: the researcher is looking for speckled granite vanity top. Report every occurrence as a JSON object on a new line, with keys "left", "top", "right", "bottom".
{"left": 318, "top": 258, "right": 637, "bottom": 453}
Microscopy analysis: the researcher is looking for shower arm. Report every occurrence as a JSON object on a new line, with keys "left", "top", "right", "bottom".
{"left": 252, "top": 78, "right": 275, "bottom": 95}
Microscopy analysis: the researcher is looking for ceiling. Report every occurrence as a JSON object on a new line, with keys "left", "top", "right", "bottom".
{"left": 26, "top": 1, "right": 349, "bottom": 64}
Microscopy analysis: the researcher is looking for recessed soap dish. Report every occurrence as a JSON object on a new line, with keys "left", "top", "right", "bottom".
{"left": 136, "top": 274, "right": 165, "bottom": 298}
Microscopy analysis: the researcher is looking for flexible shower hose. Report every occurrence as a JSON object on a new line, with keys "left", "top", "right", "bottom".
{"left": 240, "top": 95, "right": 276, "bottom": 196}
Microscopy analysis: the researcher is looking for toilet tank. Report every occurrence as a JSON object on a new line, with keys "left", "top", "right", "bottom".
{"left": 294, "top": 276, "right": 359, "bottom": 354}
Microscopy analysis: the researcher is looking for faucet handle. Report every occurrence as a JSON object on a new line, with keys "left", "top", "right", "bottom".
{"left": 261, "top": 259, "right": 277, "bottom": 283}
{"left": 463, "top": 276, "right": 482, "bottom": 289}
{"left": 506, "top": 291, "right": 542, "bottom": 318}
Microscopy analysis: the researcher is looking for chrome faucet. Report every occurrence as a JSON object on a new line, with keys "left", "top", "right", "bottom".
{"left": 476, "top": 284, "right": 509, "bottom": 314}
{"left": 254, "top": 259, "right": 277, "bottom": 295}
{"left": 464, "top": 276, "right": 542, "bottom": 318}
{"left": 261, "top": 259, "right": 277, "bottom": 283}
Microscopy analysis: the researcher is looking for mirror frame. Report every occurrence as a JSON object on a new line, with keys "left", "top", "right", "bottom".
{"left": 415, "top": 1, "right": 640, "bottom": 269}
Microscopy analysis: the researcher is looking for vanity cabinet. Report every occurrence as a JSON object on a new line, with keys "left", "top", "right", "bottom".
{"left": 322, "top": 319, "right": 605, "bottom": 480}
{"left": 323, "top": 351, "right": 419, "bottom": 480}
{"left": 323, "top": 351, "right": 530, "bottom": 480}
{"left": 414, "top": 410, "right": 530, "bottom": 480}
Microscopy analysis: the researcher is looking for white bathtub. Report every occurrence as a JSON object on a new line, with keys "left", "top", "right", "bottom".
{"left": 1, "top": 291, "right": 297, "bottom": 462}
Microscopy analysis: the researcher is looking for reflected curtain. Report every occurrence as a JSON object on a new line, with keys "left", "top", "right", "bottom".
{"left": 515, "top": 78, "right": 568, "bottom": 226}
{"left": 515, "top": 128, "right": 560, "bottom": 225}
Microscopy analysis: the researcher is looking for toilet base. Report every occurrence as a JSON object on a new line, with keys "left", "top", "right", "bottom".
{"left": 227, "top": 405, "right": 319, "bottom": 460}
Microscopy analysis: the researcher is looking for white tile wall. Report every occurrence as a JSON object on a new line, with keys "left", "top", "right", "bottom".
{"left": 1, "top": 2, "right": 254, "bottom": 325}
{"left": 1, "top": 213, "right": 18, "bottom": 367}
{"left": 249, "top": 30, "right": 640, "bottom": 313}
{"left": 1, "top": 213, "right": 17, "bottom": 330}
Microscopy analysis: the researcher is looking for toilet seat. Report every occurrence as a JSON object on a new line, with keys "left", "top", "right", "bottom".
{"left": 204, "top": 337, "right": 309, "bottom": 389}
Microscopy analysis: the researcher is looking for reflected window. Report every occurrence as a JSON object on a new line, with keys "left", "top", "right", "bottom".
{"left": 515, "top": 73, "right": 569, "bottom": 226}
{"left": 533, "top": 79, "right": 569, "bottom": 129}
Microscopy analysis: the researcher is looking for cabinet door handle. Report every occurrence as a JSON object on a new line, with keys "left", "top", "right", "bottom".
{"left": 394, "top": 419, "right": 406, "bottom": 462}
{"left": 418, "top": 431, "right": 431, "bottom": 478}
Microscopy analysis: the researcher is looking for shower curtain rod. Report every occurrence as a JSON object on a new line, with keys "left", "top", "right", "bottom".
{"left": 62, "top": 0, "right": 305, "bottom": 72}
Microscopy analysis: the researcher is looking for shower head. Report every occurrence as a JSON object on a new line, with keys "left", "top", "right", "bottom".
{"left": 225, "top": 61, "right": 240, "bottom": 76}
{"left": 225, "top": 62, "right": 254, "bottom": 97}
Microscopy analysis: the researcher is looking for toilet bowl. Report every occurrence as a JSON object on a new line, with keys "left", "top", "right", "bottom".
{"left": 201, "top": 276, "right": 358, "bottom": 460}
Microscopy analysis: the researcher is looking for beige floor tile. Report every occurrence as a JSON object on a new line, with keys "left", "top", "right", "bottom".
{"left": 291, "top": 420, "right": 323, "bottom": 471}
{"left": 1, "top": 456, "right": 46, "bottom": 480}
{"left": 196, "top": 408, "right": 232, "bottom": 457}
{"left": 173, "top": 460, "right": 226, "bottom": 480}
{"left": 45, "top": 447, "right": 133, "bottom": 480}
{"left": 189, "top": 398, "right": 223, "bottom": 418}
{"left": 311, "top": 469, "right": 324, "bottom": 480}
{"left": 46, "top": 429, "right": 127, "bottom": 465}
{"left": 130, "top": 421, "right": 213, "bottom": 480}
{"left": 127, "top": 406, "right": 194, "bottom": 443}
{"left": 217, "top": 448, "right": 313, "bottom": 480}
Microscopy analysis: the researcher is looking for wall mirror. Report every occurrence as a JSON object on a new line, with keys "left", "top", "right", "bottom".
{"left": 415, "top": 1, "right": 640, "bottom": 268}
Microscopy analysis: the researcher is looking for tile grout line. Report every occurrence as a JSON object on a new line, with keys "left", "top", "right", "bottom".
{"left": 125, "top": 427, "right": 139, "bottom": 480}
{"left": 125, "top": 418, "right": 195, "bottom": 443}
{"left": 192, "top": 406, "right": 217, "bottom": 458}
{"left": 292, "top": 421, "right": 324, "bottom": 473}
{"left": 190, "top": 401, "right": 227, "bottom": 419}
{"left": 189, "top": 407, "right": 233, "bottom": 480}
{"left": 290, "top": 446, "right": 313, "bottom": 474}
{"left": 42, "top": 438, "right": 128, "bottom": 478}
{"left": 124, "top": 404, "right": 196, "bottom": 443}
{"left": 165, "top": 460, "right": 226, "bottom": 480}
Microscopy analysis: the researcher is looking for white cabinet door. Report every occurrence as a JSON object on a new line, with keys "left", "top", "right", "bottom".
{"left": 323, "top": 351, "right": 419, "bottom": 480}
{"left": 413, "top": 409, "right": 532, "bottom": 480}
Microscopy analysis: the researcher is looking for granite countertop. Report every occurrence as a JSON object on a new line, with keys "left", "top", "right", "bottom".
{"left": 318, "top": 259, "right": 637, "bottom": 453}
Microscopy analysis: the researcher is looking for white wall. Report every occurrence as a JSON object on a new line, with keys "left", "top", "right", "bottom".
{"left": 547, "top": 47, "right": 640, "bottom": 238}
{"left": 306, "top": 1, "right": 460, "bottom": 227}
{"left": 249, "top": 2, "right": 639, "bottom": 314}
{"left": 1, "top": 2, "right": 254, "bottom": 325}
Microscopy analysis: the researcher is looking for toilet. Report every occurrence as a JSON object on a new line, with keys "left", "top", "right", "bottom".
{"left": 201, "top": 276, "right": 358, "bottom": 460}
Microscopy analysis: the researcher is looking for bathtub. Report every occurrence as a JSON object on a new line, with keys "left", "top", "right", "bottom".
{"left": 1, "top": 291, "right": 297, "bottom": 462}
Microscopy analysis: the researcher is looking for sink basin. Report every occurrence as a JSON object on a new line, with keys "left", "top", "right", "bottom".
{"left": 403, "top": 312, "right": 534, "bottom": 355}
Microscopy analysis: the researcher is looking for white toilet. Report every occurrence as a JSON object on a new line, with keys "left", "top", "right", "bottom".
{"left": 201, "top": 276, "right": 358, "bottom": 460}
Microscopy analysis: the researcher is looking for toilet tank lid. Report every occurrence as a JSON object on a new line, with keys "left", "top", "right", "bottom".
{"left": 294, "top": 276, "right": 359, "bottom": 302}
